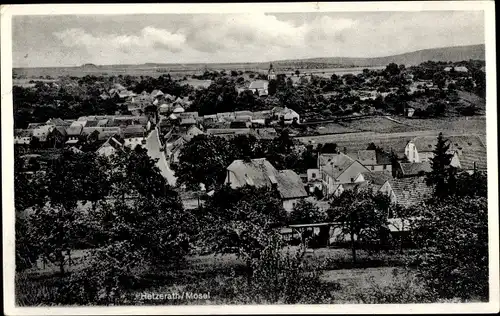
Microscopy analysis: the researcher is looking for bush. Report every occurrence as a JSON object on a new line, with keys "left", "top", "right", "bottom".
{"left": 412, "top": 197, "right": 488, "bottom": 301}
{"left": 248, "top": 234, "right": 337, "bottom": 304}
{"left": 352, "top": 268, "right": 432, "bottom": 303}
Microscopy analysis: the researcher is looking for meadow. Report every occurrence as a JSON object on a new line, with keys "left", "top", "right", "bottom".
{"left": 17, "top": 247, "right": 426, "bottom": 305}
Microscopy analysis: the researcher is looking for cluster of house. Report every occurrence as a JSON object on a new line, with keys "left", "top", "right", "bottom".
{"left": 14, "top": 115, "right": 153, "bottom": 156}
{"left": 228, "top": 133, "right": 486, "bottom": 246}
{"left": 223, "top": 133, "right": 486, "bottom": 216}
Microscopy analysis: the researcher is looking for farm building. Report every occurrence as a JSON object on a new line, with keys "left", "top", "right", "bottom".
{"left": 317, "top": 153, "right": 371, "bottom": 196}
{"left": 96, "top": 136, "right": 125, "bottom": 157}
{"left": 248, "top": 80, "right": 269, "bottom": 96}
{"left": 224, "top": 158, "right": 308, "bottom": 212}
{"left": 378, "top": 177, "right": 433, "bottom": 208}
{"left": 394, "top": 161, "right": 432, "bottom": 178}
{"left": 122, "top": 125, "right": 147, "bottom": 148}
{"left": 14, "top": 129, "right": 33, "bottom": 145}
{"left": 404, "top": 134, "right": 485, "bottom": 172}
{"left": 346, "top": 149, "right": 392, "bottom": 172}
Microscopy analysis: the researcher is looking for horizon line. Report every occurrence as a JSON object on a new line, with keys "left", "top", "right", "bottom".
{"left": 13, "top": 43, "right": 485, "bottom": 69}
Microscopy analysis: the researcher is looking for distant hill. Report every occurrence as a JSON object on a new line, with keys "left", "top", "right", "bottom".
{"left": 81, "top": 63, "right": 99, "bottom": 69}
{"left": 272, "top": 44, "right": 485, "bottom": 68}
{"left": 14, "top": 44, "right": 485, "bottom": 78}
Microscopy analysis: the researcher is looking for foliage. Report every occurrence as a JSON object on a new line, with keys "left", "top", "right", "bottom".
{"left": 249, "top": 233, "right": 337, "bottom": 304}
{"left": 173, "top": 131, "right": 304, "bottom": 190}
{"left": 353, "top": 268, "right": 432, "bottom": 303}
{"left": 199, "top": 185, "right": 286, "bottom": 282}
{"left": 173, "top": 135, "right": 236, "bottom": 190}
{"left": 425, "top": 133, "right": 457, "bottom": 198}
{"left": 328, "top": 188, "right": 390, "bottom": 262}
{"left": 412, "top": 196, "right": 488, "bottom": 301}
{"left": 289, "top": 199, "right": 327, "bottom": 225}
{"left": 453, "top": 171, "right": 487, "bottom": 198}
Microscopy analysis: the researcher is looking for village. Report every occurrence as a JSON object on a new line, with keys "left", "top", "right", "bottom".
{"left": 14, "top": 61, "right": 487, "bottom": 251}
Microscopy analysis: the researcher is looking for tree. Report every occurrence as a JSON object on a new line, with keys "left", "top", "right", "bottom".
{"left": 295, "top": 70, "right": 300, "bottom": 76}
{"left": 453, "top": 171, "right": 487, "bottom": 198}
{"left": 200, "top": 185, "right": 287, "bottom": 284}
{"left": 412, "top": 196, "right": 488, "bottom": 301}
{"left": 425, "top": 133, "right": 457, "bottom": 198}
{"left": 61, "top": 148, "right": 191, "bottom": 304}
{"left": 320, "top": 142, "right": 338, "bottom": 154}
{"left": 328, "top": 188, "right": 389, "bottom": 262}
{"left": 173, "top": 135, "right": 235, "bottom": 190}
{"left": 385, "top": 63, "right": 400, "bottom": 76}
{"left": 289, "top": 199, "right": 326, "bottom": 225}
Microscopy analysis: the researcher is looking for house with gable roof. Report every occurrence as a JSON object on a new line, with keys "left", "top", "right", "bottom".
{"left": 378, "top": 177, "right": 433, "bottom": 209}
{"left": 317, "top": 153, "right": 371, "bottom": 196}
{"left": 96, "top": 135, "right": 126, "bottom": 157}
{"left": 404, "top": 134, "right": 486, "bottom": 173}
{"left": 224, "top": 158, "right": 308, "bottom": 212}
{"left": 347, "top": 149, "right": 392, "bottom": 172}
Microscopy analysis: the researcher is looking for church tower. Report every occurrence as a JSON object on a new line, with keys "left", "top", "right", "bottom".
{"left": 268, "top": 63, "right": 277, "bottom": 81}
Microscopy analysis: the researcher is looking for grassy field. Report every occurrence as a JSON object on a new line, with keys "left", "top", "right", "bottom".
{"left": 340, "top": 117, "right": 421, "bottom": 133}
{"left": 396, "top": 116, "right": 486, "bottom": 134}
{"left": 18, "top": 247, "right": 426, "bottom": 305}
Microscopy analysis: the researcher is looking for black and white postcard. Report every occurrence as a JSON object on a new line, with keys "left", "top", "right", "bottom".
{"left": 1, "top": 2, "right": 498, "bottom": 315}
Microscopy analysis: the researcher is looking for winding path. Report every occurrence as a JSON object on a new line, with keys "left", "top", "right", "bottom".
{"left": 144, "top": 127, "right": 177, "bottom": 186}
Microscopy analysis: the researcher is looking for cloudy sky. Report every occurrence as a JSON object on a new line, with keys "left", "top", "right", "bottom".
{"left": 13, "top": 11, "right": 484, "bottom": 67}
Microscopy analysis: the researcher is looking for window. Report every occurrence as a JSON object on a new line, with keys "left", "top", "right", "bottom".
{"left": 383, "top": 165, "right": 387, "bottom": 170}
{"left": 311, "top": 173, "right": 316, "bottom": 178}
{"left": 370, "top": 166, "right": 374, "bottom": 170}
{"left": 351, "top": 177, "right": 354, "bottom": 182}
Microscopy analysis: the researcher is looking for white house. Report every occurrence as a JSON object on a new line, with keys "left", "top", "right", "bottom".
{"left": 404, "top": 135, "right": 482, "bottom": 170}
{"left": 318, "top": 153, "right": 371, "bottom": 196}
{"left": 273, "top": 107, "right": 300, "bottom": 124}
{"left": 14, "top": 129, "right": 33, "bottom": 145}
{"left": 248, "top": 80, "right": 269, "bottom": 96}
{"left": 96, "top": 136, "right": 125, "bottom": 157}
{"left": 346, "top": 150, "right": 392, "bottom": 172}
{"left": 32, "top": 125, "right": 54, "bottom": 142}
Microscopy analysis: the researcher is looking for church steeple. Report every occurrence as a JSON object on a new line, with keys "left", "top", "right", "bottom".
{"left": 268, "top": 63, "right": 276, "bottom": 81}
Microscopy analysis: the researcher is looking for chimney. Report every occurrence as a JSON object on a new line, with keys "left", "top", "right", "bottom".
{"left": 473, "top": 161, "right": 477, "bottom": 174}
{"left": 343, "top": 147, "right": 347, "bottom": 154}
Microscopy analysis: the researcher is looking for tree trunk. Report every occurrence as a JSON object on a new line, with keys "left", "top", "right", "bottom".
{"left": 58, "top": 251, "right": 65, "bottom": 275}
{"left": 351, "top": 231, "right": 356, "bottom": 263}
{"left": 246, "top": 259, "right": 253, "bottom": 286}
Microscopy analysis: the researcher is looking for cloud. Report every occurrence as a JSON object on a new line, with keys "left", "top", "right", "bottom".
{"left": 13, "top": 11, "right": 483, "bottom": 67}
{"left": 53, "top": 26, "right": 186, "bottom": 54}
{"left": 179, "top": 13, "right": 357, "bottom": 52}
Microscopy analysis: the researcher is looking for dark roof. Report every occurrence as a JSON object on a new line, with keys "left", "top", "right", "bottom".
{"left": 82, "top": 127, "right": 122, "bottom": 140}
{"left": 375, "top": 150, "right": 392, "bottom": 165}
{"left": 459, "top": 149, "right": 487, "bottom": 170}
{"left": 275, "top": 170, "right": 308, "bottom": 199}
{"left": 388, "top": 177, "right": 433, "bottom": 207}
{"left": 123, "top": 125, "right": 145, "bottom": 138}
{"left": 226, "top": 158, "right": 307, "bottom": 199}
{"left": 54, "top": 126, "right": 67, "bottom": 136}
{"left": 362, "top": 170, "right": 393, "bottom": 186}
{"left": 399, "top": 162, "right": 432, "bottom": 176}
